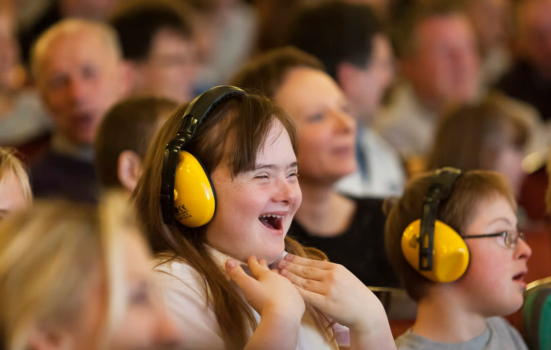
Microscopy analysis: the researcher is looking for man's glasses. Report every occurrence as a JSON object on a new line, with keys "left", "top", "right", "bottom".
{"left": 462, "top": 231, "right": 525, "bottom": 249}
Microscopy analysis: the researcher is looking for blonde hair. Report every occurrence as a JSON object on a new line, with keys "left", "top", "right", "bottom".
{"left": 30, "top": 19, "right": 122, "bottom": 85}
{"left": 0, "top": 192, "right": 136, "bottom": 350}
{"left": 0, "top": 148, "right": 31, "bottom": 203}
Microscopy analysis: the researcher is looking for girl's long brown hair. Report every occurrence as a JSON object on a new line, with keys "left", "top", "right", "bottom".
{"left": 132, "top": 92, "right": 330, "bottom": 349}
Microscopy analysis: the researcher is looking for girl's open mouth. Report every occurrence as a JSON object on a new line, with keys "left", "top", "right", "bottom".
{"left": 259, "top": 214, "right": 283, "bottom": 230}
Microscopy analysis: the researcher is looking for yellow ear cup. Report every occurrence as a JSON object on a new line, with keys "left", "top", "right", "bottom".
{"left": 173, "top": 151, "right": 215, "bottom": 227}
{"left": 402, "top": 219, "right": 470, "bottom": 283}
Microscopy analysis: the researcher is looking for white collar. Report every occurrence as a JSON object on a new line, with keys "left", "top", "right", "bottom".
{"left": 205, "top": 245, "right": 288, "bottom": 278}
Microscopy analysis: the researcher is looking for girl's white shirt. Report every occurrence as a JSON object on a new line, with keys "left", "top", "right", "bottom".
{"left": 155, "top": 247, "right": 346, "bottom": 350}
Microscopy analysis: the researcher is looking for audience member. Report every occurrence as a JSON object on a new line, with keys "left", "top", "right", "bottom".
{"left": 287, "top": 1, "right": 405, "bottom": 198}
{"left": 232, "top": 47, "right": 400, "bottom": 288}
{"left": 95, "top": 96, "right": 177, "bottom": 192}
{"left": 110, "top": 2, "right": 198, "bottom": 103}
{"left": 132, "top": 87, "right": 395, "bottom": 349}
{"left": 0, "top": 148, "right": 31, "bottom": 220}
{"left": 496, "top": 0, "right": 551, "bottom": 122}
{"left": 385, "top": 168, "right": 530, "bottom": 349}
{"left": 18, "top": 0, "right": 119, "bottom": 64}
{"left": 0, "top": 193, "right": 180, "bottom": 350}
{"left": 428, "top": 94, "right": 530, "bottom": 197}
{"left": 464, "top": 0, "right": 513, "bottom": 85}
{"left": 0, "top": 4, "right": 50, "bottom": 147}
{"left": 30, "top": 19, "right": 128, "bottom": 202}
{"left": 376, "top": 1, "right": 480, "bottom": 160}
{"left": 186, "top": 0, "right": 256, "bottom": 90}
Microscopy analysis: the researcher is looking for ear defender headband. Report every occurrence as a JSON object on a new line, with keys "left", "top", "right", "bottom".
{"left": 401, "top": 167, "right": 470, "bottom": 283}
{"left": 160, "top": 85, "right": 246, "bottom": 227}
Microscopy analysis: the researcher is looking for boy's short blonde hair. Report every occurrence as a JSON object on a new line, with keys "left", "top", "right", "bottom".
{"left": 0, "top": 148, "right": 31, "bottom": 203}
{"left": 384, "top": 170, "right": 516, "bottom": 301}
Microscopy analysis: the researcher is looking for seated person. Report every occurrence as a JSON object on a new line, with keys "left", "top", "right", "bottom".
{"left": 29, "top": 19, "right": 128, "bottom": 202}
{"left": 110, "top": 2, "right": 198, "bottom": 103}
{"left": 0, "top": 193, "right": 180, "bottom": 349}
{"left": 385, "top": 168, "right": 531, "bottom": 349}
{"left": 132, "top": 86, "right": 395, "bottom": 349}
{"left": 231, "top": 47, "right": 400, "bottom": 288}
{"left": 0, "top": 5, "right": 51, "bottom": 148}
{"left": 428, "top": 93, "right": 530, "bottom": 198}
{"left": 375, "top": 1, "right": 480, "bottom": 161}
{"left": 94, "top": 96, "right": 177, "bottom": 192}
{"left": 0, "top": 147, "right": 31, "bottom": 219}
{"left": 287, "top": 1, "right": 404, "bottom": 198}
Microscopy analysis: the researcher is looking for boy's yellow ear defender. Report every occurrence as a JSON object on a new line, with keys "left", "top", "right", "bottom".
{"left": 160, "top": 85, "right": 246, "bottom": 227}
{"left": 401, "top": 167, "right": 470, "bottom": 283}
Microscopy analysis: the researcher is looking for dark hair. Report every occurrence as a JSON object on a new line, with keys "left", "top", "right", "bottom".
{"left": 428, "top": 93, "right": 529, "bottom": 172}
{"left": 287, "top": 1, "right": 382, "bottom": 80}
{"left": 230, "top": 46, "right": 325, "bottom": 98}
{"left": 391, "top": 0, "right": 466, "bottom": 59}
{"left": 132, "top": 91, "right": 330, "bottom": 348}
{"left": 384, "top": 170, "right": 516, "bottom": 301}
{"left": 94, "top": 96, "right": 178, "bottom": 188}
{"left": 110, "top": 1, "right": 193, "bottom": 61}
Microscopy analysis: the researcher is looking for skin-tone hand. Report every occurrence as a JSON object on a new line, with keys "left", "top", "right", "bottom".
{"left": 225, "top": 256, "right": 306, "bottom": 350}
{"left": 278, "top": 254, "right": 396, "bottom": 350}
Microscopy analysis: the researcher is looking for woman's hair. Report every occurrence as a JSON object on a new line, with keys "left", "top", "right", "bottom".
{"left": 0, "top": 192, "right": 136, "bottom": 350}
{"left": 383, "top": 170, "right": 516, "bottom": 301}
{"left": 0, "top": 148, "right": 32, "bottom": 203}
{"left": 230, "top": 46, "right": 325, "bottom": 98}
{"left": 132, "top": 91, "right": 330, "bottom": 349}
{"left": 428, "top": 93, "right": 529, "bottom": 172}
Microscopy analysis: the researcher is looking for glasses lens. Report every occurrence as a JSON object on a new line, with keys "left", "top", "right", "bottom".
{"left": 505, "top": 231, "right": 522, "bottom": 248}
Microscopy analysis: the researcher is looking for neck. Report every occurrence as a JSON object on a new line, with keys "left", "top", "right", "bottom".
{"left": 295, "top": 178, "right": 355, "bottom": 236}
{"left": 413, "top": 288, "right": 488, "bottom": 342}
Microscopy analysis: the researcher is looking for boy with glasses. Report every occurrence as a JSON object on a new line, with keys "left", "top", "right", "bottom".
{"left": 385, "top": 168, "right": 531, "bottom": 349}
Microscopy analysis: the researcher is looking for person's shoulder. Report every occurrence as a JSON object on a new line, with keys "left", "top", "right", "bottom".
{"left": 350, "top": 196, "right": 385, "bottom": 214}
{"left": 487, "top": 317, "right": 528, "bottom": 349}
{"left": 394, "top": 329, "right": 425, "bottom": 350}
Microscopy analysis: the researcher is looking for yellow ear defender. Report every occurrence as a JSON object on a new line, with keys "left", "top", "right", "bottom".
{"left": 160, "top": 86, "right": 246, "bottom": 227}
{"left": 401, "top": 168, "right": 470, "bottom": 283}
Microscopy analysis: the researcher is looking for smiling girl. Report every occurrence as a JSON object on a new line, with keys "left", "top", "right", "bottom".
{"left": 132, "top": 88, "right": 394, "bottom": 349}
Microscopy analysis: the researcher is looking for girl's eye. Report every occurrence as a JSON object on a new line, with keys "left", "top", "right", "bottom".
{"left": 287, "top": 172, "right": 299, "bottom": 178}
{"left": 307, "top": 113, "right": 324, "bottom": 122}
{"left": 254, "top": 174, "right": 269, "bottom": 179}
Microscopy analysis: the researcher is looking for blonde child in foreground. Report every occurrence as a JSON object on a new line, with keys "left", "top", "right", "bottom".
{"left": 385, "top": 169, "right": 531, "bottom": 350}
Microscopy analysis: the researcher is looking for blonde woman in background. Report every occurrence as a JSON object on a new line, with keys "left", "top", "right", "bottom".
{"left": 0, "top": 193, "right": 180, "bottom": 350}
{"left": 0, "top": 147, "right": 31, "bottom": 220}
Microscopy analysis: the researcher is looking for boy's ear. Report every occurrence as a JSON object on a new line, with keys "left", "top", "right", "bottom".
{"left": 28, "top": 324, "right": 73, "bottom": 350}
{"left": 118, "top": 150, "right": 143, "bottom": 192}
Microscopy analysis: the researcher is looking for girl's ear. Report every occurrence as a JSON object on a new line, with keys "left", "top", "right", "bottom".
{"left": 28, "top": 324, "right": 73, "bottom": 350}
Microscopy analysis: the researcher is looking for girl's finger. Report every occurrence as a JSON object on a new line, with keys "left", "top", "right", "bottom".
{"left": 284, "top": 254, "right": 332, "bottom": 270}
{"left": 247, "top": 256, "right": 269, "bottom": 278}
{"left": 226, "top": 259, "right": 260, "bottom": 292}
{"left": 280, "top": 269, "right": 326, "bottom": 294}
{"left": 278, "top": 259, "right": 325, "bottom": 281}
{"left": 294, "top": 285, "right": 325, "bottom": 309}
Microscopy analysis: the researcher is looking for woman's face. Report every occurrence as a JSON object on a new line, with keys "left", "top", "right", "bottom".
{"left": 108, "top": 231, "right": 180, "bottom": 349}
{"left": 206, "top": 120, "right": 302, "bottom": 264}
{"left": 274, "top": 67, "right": 356, "bottom": 185}
{"left": 0, "top": 170, "right": 27, "bottom": 220}
{"left": 38, "top": 231, "right": 181, "bottom": 350}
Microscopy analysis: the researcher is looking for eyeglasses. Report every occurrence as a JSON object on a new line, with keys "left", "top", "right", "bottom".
{"left": 462, "top": 231, "right": 525, "bottom": 249}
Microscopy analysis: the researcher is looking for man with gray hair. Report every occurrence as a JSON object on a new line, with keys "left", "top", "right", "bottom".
{"left": 30, "top": 19, "right": 128, "bottom": 202}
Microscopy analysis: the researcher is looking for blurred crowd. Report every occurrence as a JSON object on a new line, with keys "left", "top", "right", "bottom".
{"left": 1, "top": 0, "right": 551, "bottom": 348}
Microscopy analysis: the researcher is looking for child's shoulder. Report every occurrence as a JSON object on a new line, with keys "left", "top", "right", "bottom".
{"left": 486, "top": 317, "right": 528, "bottom": 349}
{"left": 154, "top": 257, "right": 206, "bottom": 293}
